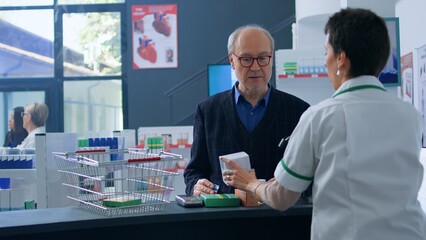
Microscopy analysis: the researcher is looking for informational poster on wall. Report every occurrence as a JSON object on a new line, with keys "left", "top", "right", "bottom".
{"left": 379, "top": 18, "right": 401, "bottom": 86}
{"left": 417, "top": 44, "right": 426, "bottom": 147}
{"left": 401, "top": 52, "right": 413, "bottom": 104}
{"left": 132, "top": 4, "right": 178, "bottom": 69}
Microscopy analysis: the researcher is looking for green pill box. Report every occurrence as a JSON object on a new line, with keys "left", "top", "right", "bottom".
{"left": 102, "top": 196, "right": 142, "bottom": 208}
{"left": 200, "top": 194, "right": 240, "bottom": 207}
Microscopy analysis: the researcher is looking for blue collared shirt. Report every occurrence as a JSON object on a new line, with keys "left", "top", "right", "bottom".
{"left": 234, "top": 82, "right": 271, "bottom": 133}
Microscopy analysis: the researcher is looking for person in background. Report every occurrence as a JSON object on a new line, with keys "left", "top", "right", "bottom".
{"left": 222, "top": 8, "right": 426, "bottom": 240}
{"left": 17, "top": 102, "right": 49, "bottom": 149}
{"left": 3, "top": 106, "right": 28, "bottom": 148}
{"left": 184, "top": 24, "right": 310, "bottom": 196}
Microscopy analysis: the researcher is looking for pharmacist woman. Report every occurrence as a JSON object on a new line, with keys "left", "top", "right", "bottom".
{"left": 222, "top": 8, "right": 426, "bottom": 240}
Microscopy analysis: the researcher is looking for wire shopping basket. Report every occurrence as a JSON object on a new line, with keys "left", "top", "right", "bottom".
{"left": 53, "top": 148, "right": 182, "bottom": 216}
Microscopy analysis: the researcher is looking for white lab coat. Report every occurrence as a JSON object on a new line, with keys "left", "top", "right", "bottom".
{"left": 275, "top": 76, "right": 426, "bottom": 240}
{"left": 16, "top": 126, "right": 45, "bottom": 150}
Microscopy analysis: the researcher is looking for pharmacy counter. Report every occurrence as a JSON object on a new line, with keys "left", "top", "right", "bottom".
{"left": 0, "top": 201, "right": 312, "bottom": 240}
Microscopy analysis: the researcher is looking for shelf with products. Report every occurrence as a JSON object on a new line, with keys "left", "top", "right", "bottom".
{"left": 0, "top": 169, "right": 36, "bottom": 182}
{"left": 275, "top": 49, "right": 334, "bottom": 105}
{"left": 275, "top": 48, "right": 327, "bottom": 79}
{"left": 0, "top": 169, "right": 37, "bottom": 211}
{"left": 276, "top": 74, "right": 334, "bottom": 106}
{"left": 169, "top": 143, "right": 192, "bottom": 149}
{"left": 0, "top": 152, "right": 37, "bottom": 191}
{"left": 277, "top": 73, "right": 329, "bottom": 79}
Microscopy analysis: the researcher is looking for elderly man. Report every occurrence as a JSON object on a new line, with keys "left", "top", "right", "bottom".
{"left": 184, "top": 24, "right": 309, "bottom": 196}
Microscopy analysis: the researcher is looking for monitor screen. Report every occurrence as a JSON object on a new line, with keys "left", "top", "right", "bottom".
{"left": 207, "top": 64, "right": 237, "bottom": 96}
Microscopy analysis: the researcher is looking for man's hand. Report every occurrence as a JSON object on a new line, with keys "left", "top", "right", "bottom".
{"left": 193, "top": 178, "right": 215, "bottom": 196}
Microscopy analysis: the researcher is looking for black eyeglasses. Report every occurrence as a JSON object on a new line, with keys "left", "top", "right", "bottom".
{"left": 232, "top": 53, "right": 272, "bottom": 67}
{"left": 20, "top": 112, "right": 29, "bottom": 117}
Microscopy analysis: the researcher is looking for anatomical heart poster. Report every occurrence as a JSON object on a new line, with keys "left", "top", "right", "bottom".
{"left": 132, "top": 4, "right": 178, "bottom": 69}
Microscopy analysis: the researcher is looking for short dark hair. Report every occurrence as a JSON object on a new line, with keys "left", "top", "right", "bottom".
{"left": 324, "top": 8, "right": 390, "bottom": 78}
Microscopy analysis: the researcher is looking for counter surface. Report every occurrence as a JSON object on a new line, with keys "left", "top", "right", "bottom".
{"left": 0, "top": 200, "right": 312, "bottom": 239}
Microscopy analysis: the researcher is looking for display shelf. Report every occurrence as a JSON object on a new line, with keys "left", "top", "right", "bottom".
{"left": 0, "top": 169, "right": 36, "bottom": 212}
{"left": 275, "top": 49, "right": 334, "bottom": 105}
{"left": 169, "top": 143, "right": 192, "bottom": 149}
{"left": 0, "top": 169, "right": 36, "bottom": 183}
{"left": 276, "top": 75, "right": 334, "bottom": 105}
{"left": 278, "top": 73, "right": 328, "bottom": 79}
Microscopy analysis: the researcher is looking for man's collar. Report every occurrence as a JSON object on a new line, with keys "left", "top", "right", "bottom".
{"left": 234, "top": 82, "right": 271, "bottom": 105}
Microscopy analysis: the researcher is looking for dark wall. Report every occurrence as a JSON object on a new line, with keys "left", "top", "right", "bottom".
{"left": 126, "top": 0, "right": 295, "bottom": 128}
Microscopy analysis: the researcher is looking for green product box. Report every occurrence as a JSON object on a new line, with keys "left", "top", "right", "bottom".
{"left": 200, "top": 194, "right": 240, "bottom": 207}
{"left": 102, "top": 196, "right": 142, "bottom": 208}
{"left": 24, "top": 200, "right": 36, "bottom": 210}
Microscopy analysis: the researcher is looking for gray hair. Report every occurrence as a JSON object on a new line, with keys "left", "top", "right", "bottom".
{"left": 227, "top": 24, "right": 274, "bottom": 53}
{"left": 25, "top": 102, "right": 49, "bottom": 127}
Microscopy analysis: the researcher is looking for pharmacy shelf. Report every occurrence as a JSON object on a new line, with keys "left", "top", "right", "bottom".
{"left": 277, "top": 73, "right": 328, "bottom": 79}
{"left": 169, "top": 144, "right": 192, "bottom": 149}
{"left": 276, "top": 75, "right": 334, "bottom": 105}
{"left": 275, "top": 49, "right": 334, "bottom": 105}
{"left": 0, "top": 169, "right": 36, "bottom": 183}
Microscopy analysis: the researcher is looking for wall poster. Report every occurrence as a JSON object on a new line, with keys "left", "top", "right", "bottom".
{"left": 417, "top": 44, "right": 426, "bottom": 147}
{"left": 378, "top": 18, "right": 401, "bottom": 86}
{"left": 401, "top": 52, "right": 413, "bottom": 104}
{"left": 132, "top": 4, "right": 178, "bottom": 69}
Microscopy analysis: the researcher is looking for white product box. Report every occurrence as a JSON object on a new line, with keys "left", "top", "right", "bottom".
{"left": 219, "top": 151, "right": 251, "bottom": 174}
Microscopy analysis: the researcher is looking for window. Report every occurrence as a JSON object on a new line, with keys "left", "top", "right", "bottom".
{"left": 0, "top": 9, "right": 54, "bottom": 78}
{"left": 0, "top": 1, "right": 52, "bottom": 7}
{"left": 64, "top": 80, "right": 122, "bottom": 134}
{"left": 0, "top": 2, "right": 126, "bottom": 137}
{"left": 63, "top": 12, "right": 121, "bottom": 76}
{"left": 59, "top": 0, "right": 124, "bottom": 4}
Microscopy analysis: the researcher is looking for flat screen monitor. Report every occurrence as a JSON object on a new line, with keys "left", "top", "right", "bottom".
{"left": 379, "top": 18, "right": 401, "bottom": 86}
{"left": 207, "top": 64, "right": 237, "bottom": 96}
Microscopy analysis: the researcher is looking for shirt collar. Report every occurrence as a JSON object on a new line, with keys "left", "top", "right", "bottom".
{"left": 234, "top": 82, "right": 271, "bottom": 106}
{"left": 334, "top": 75, "right": 385, "bottom": 93}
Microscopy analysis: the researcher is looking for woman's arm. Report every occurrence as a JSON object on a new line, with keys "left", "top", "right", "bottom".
{"left": 221, "top": 157, "right": 301, "bottom": 211}
{"left": 249, "top": 179, "right": 301, "bottom": 211}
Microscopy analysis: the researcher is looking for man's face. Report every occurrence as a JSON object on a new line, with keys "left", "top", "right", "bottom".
{"left": 229, "top": 29, "right": 273, "bottom": 93}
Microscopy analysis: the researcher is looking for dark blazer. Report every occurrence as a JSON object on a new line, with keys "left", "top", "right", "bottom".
{"left": 184, "top": 86, "right": 310, "bottom": 195}
{"left": 3, "top": 130, "right": 28, "bottom": 148}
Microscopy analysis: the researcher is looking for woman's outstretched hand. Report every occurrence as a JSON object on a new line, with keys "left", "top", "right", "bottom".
{"left": 220, "top": 157, "right": 258, "bottom": 192}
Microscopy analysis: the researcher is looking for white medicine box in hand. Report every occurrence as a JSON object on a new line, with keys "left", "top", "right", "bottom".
{"left": 219, "top": 151, "right": 251, "bottom": 174}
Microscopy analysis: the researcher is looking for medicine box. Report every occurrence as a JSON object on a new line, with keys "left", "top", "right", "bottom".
{"left": 219, "top": 151, "right": 251, "bottom": 173}
{"left": 200, "top": 194, "right": 240, "bottom": 207}
{"left": 235, "top": 189, "right": 259, "bottom": 207}
{"left": 102, "top": 196, "right": 142, "bottom": 208}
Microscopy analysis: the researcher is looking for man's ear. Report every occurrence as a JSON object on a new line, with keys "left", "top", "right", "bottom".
{"left": 229, "top": 53, "right": 235, "bottom": 70}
